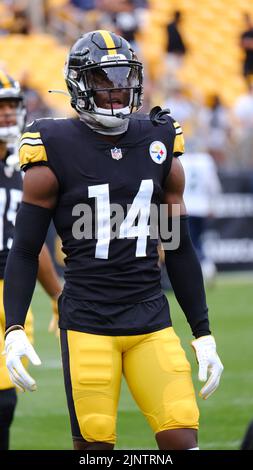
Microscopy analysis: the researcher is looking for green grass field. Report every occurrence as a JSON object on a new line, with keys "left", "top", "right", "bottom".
{"left": 10, "top": 275, "right": 253, "bottom": 450}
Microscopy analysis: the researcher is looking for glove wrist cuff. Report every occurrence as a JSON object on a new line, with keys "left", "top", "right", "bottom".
{"left": 5, "top": 324, "right": 24, "bottom": 339}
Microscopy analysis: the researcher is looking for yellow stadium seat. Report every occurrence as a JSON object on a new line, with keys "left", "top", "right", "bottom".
{"left": 140, "top": 0, "right": 253, "bottom": 105}
{"left": 0, "top": 34, "right": 69, "bottom": 115}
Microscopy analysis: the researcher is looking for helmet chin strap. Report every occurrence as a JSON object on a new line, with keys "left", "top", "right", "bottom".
{"left": 79, "top": 105, "right": 130, "bottom": 135}
{"left": 93, "top": 105, "right": 130, "bottom": 127}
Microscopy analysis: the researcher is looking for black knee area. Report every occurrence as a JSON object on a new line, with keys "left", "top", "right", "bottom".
{"left": 0, "top": 388, "right": 17, "bottom": 450}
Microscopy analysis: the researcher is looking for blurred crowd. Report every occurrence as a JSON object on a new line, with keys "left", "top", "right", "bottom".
{"left": 0, "top": 1, "right": 253, "bottom": 170}
{"left": 161, "top": 80, "right": 253, "bottom": 170}
{"left": 0, "top": 1, "right": 148, "bottom": 43}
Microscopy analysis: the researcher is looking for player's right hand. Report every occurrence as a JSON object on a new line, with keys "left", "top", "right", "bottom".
{"left": 4, "top": 329, "right": 41, "bottom": 392}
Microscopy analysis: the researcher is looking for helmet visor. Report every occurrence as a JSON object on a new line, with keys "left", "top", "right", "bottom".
{"left": 85, "top": 64, "right": 141, "bottom": 91}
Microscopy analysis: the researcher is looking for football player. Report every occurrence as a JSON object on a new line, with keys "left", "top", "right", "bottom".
{"left": 0, "top": 71, "right": 62, "bottom": 450}
{"left": 3, "top": 31, "right": 223, "bottom": 450}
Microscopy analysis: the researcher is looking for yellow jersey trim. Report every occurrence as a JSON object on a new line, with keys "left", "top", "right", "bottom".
{"left": 173, "top": 134, "right": 185, "bottom": 155}
{"left": 173, "top": 121, "right": 181, "bottom": 129}
{"left": 19, "top": 143, "right": 48, "bottom": 167}
{"left": 21, "top": 132, "right": 41, "bottom": 140}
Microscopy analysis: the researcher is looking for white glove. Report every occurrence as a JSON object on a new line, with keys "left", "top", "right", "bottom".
{"left": 4, "top": 329, "right": 41, "bottom": 392}
{"left": 191, "top": 335, "right": 223, "bottom": 400}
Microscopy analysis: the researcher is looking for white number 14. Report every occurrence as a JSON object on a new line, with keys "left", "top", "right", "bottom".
{"left": 88, "top": 179, "right": 154, "bottom": 259}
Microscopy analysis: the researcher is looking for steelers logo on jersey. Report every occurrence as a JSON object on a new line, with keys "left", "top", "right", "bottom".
{"left": 149, "top": 141, "right": 167, "bottom": 164}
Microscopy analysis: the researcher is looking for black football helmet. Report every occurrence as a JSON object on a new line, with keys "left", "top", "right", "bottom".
{"left": 0, "top": 70, "right": 26, "bottom": 143}
{"left": 64, "top": 30, "right": 143, "bottom": 127}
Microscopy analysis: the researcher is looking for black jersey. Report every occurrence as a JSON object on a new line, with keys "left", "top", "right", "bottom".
{"left": 0, "top": 155, "right": 23, "bottom": 278}
{"left": 20, "top": 115, "right": 184, "bottom": 333}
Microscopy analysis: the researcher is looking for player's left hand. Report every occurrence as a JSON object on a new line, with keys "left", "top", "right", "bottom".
{"left": 48, "top": 297, "right": 60, "bottom": 338}
{"left": 191, "top": 335, "right": 224, "bottom": 400}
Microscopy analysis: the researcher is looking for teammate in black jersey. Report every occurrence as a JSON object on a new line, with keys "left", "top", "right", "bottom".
{"left": 0, "top": 71, "right": 62, "bottom": 450}
{"left": 3, "top": 31, "right": 223, "bottom": 450}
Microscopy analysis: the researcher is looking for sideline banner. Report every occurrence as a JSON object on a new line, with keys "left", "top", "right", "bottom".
{"left": 203, "top": 169, "right": 253, "bottom": 271}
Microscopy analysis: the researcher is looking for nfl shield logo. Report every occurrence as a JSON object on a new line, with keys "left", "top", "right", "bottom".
{"left": 111, "top": 147, "right": 123, "bottom": 160}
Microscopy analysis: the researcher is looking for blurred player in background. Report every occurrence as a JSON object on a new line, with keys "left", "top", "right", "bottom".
{"left": 166, "top": 11, "right": 187, "bottom": 74}
{"left": 179, "top": 151, "right": 222, "bottom": 282}
{"left": 240, "top": 13, "right": 253, "bottom": 87}
{"left": 3, "top": 31, "right": 223, "bottom": 450}
{"left": 0, "top": 71, "right": 62, "bottom": 450}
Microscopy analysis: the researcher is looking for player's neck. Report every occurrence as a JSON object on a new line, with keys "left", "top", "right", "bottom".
{"left": 0, "top": 142, "right": 8, "bottom": 161}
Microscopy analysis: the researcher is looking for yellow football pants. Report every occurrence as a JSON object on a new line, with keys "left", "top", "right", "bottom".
{"left": 62, "top": 327, "right": 199, "bottom": 444}
{"left": 0, "top": 279, "right": 34, "bottom": 390}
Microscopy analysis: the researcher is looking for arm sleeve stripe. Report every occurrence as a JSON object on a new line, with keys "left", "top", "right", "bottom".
{"left": 19, "top": 138, "right": 43, "bottom": 148}
{"left": 20, "top": 131, "right": 41, "bottom": 139}
{"left": 173, "top": 121, "right": 181, "bottom": 128}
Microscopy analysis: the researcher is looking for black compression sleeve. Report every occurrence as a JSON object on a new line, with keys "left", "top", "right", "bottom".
{"left": 4, "top": 202, "right": 53, "bottom": 329}
{"left": 163, "top": 215, "right": 211, "bottom": 338}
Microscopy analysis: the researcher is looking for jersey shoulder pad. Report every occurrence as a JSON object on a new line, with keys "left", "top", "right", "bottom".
{"left": 167, "top": 115, "right": 185, "bottom": 157}
{"left": 19, "top": 120, "right": 48, "bottom": 170}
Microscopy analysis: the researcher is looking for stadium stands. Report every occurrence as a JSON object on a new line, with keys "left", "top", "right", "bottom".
{"left": 1, "top": 0, "right": 253, "bottom": 112}
{"left": 141, "top": 0, "right": 253, "bottom": 106}
{"left": 0, "top": 34, "right": 69, "bottom": 115}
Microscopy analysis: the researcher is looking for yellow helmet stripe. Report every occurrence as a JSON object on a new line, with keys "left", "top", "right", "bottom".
{"left": 98, "top": 30, "right": 117, "bottom": 55}
{"left": 0, "top": 70, "right": 11, "bottom": 88}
